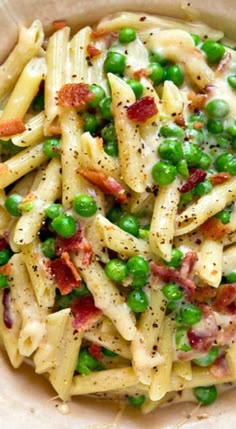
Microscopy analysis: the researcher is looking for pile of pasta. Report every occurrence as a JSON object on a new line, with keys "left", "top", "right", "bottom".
{"left": 1, "top": 11, "right": 236, "bottom": 414}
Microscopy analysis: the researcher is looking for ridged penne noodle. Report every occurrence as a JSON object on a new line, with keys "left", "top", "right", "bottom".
{"left": 69, "top": 26, "right": 92, "bottom": 83}
{"left": 12, "top": 111, "right": 45, "bottom": 147}
{"left": 169, "top": 365, "right": 234, "bottom": 391}
{"left": 172, "top": 361, "right": 192, "bottom": 381}
{"left": 161, "top": 81, "right": 184, "bottom": 116}
{"left": 197, "top": 239, "right": 223, "bottom": 287}
{"left": 222, "top": 244, "right": 236, "bottom": 275}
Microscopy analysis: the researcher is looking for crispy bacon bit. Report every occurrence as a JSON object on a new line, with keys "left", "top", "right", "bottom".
{"left": 58, "top": 83, "right": 95, "bottom": 108}
{"left": 71, "top": 295, "right": 102, "bottom": 330}
{"left": 193, "top": 285, "right": 217, "bottom": 303}
{"left": 210, "top": 172, "right": 231, "bottom": 185}
{"left": 213, "top": 283, "right": 236, "bottom": 314}
{"left": 88, "top": 343, "right": 103, "bottom": 360}
{"left": 187, "top": 91, "right": 207, "bottom": 111}
{"left": 52, "top": 19, "right": 67, "bottom": 30}
{"left": 0, "top": 119, "right": 25, "bottom": 137}
{"left": 133, "top": 68, "right": 151, "bottom": 81}
{"left": 79, "top": 169, "right": 128, "bottom": 204}
{"left": 210, "top": 355, "right": 231, "bottom": 378}
{"left": 179, "top": 251, "right": 198, "bottom": 279}
{"left": 216, "top": 318, "right": 236, "bottom": 346}
{"left": 91, "top": 28, "right": 106, "bottom": 39}
{"left": 2, "top": 288, "right": 12, "bottom": 329}
{"left": 127, "top": 96, "right": 158, "bottom": 123}
{"left": 216, "top": 52, "right": 232, "bottom": 75}
{"left": 179, "top": 169, "right": 207, "bottom": 194}
{"left": 0, "top": 237, "right": 8, "bottom": 251}
{"left": 87, "top": 44, "right": 102, "bottom": 58}
{"left": 193, "top": 121, "right": 204, "bottom": 130}
{"left": 174, "top": 113, "right": 185, "bottom": 127}
{"left": 150, "top": 262, "right": 196, "bottom": 297}
{"left": 187, "top": 305, "right": 218, "bottom": 352}
{"left": 0, "top": 263, "right": 11, "bottom": 276}
{"left": 55, "top": 227, "right": 93, "bottom": 267}
{"left": 50, "top": 252, "right": 81, "bottom": 295}
{"left": 200, "top": 217, "right": 230, "bottom": 240}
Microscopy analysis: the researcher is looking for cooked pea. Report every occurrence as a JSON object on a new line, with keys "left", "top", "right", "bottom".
{"left": 127, "top": 289, "right": 149, "bottom": 312}
{"left": 183, "top": 143, "right": 202, "bottom": 167}
{"left": 215, "top": 152, "right": 236, "bottom": 175}
{"left": 4, "top": 193, "right": 22, "bottom": 217}
{"left": 51, "top": 214, "right": 76, "bottom": 238}
{"left": 159, "top": 123, "right": 185, "bottom": 139}
{"left": 194, "top": 179, "right": 213, "bottom": 197}
{"left": 162, "top": 248, "right": 183, "bottom": 268}
{"left": 88, "top": 84, "right": 106, "bottom": 108}
{"left": 104, "top": 258, "right": 128, "bottom": 282}
{"left": 148, "top": 62, "right": 165, "bottom": 86}
{"left": 193, "top": 385, "right": 217, "bottom": 405}
{"left": 128, "top": 394, "right": 146, "bottom": 407}
{"left": 176, "top": 303, "right": 202, "bottom": 326}
{"left": 227, "top": 74, "right": 236, "bottom": 90}
{"left": 117, "top": 215, "right": 140, "bottom": 237}
{"left": 126, "top": 79, "right": 143, "bottom": 99}
{"left": 215, "top": 209, "right": 231, "bottom": 224}
{"left": 165, "top": 64, "right": 184, "bottom": 87}
{"left": 152, "top": 161, "right": 177, "bottom": 185}
{"left": 119, "top": 28, "right": 136, "bottom": 44}
{"left": 73, "top": 194, "right": 98, "bottom": 217}
{"left": 193, "top": 347, "right": 219, "bottom": 367}
{"left": 201, "top": 40, "right": 225, "bottom": 63}
{"left": 162, "top": 283, "right": 184, "bottom": 301}
{"left": 158, "top": 138, "right": 183, "bottom": 164}
{"left": 205, "top": 99, "right": 230, "bottom": 119}
{"left": 207, "top": 118, "right": 224, "bottom": 134}
{"left": 104, "top": 52, "right": 126, "bottom": 75}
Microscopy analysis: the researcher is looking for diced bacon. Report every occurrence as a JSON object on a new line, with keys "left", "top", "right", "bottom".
{"left": 91, "top": 28, "right": 106, "bottom": 39}
{"left": 187, "top": 91, "right": 207, "bottom": 111}
{"left": 87, "top": 44, "right": 102, "bottom": 58}
{"left": 127, "top": 96, "right": 158, "bottom": 123}
{"left": 150, "top": 262, "right": 196, "bottom": 297}
{"left": 58, "top": 83, "right": 95, "bottom": 108}
{"left": 78, "top": 168, "right": 128, "bottom": 204}
{"left": 210, "top": 355, "right": 231, "bottom": 378}
{"left": 52, "top": 20, "right": 68, "bottom": 30}
{"left": 0, "top": 238, "right": 8, "bottom": 251}
{"left": 55, "top": 227, "right": 93, "bottom": 267}
{"left": 0, "top": 263, "right": 11, "bottom": 276}
{"left": 0, "top": 119, "right": 25, "bottom": 137}
{"left": 71, "top": 295, "right": 102, "bottom": 330}
{"left": 179, "top": 251, "right": 198, "bottom": 279}
{"left": 215, "top": 52, "right": 232, "bottom": 75}
{"left": 193, "top": 121, "right": 204, "bottom": 130}
{"left": 2, "top": 288, "right": 12, "bottom": 329}
{"left": 200, "top": 217, "right": 230, "bottom": 240}
{"left": 187, "top": 305, "right": 218, "bottom": 352}
{"left": 88, "top": 343, "right": 103, "bottom": 360}
{"left": 173, "top": 113, "right": 185, "bottom": 127}
{"left": 133, "top": 68, "right": 151, "bottom": 81}
{"left": 193, "top": 285, "right": 217, "bottom": 303}
{"left": 210, "top": 172, "right": 231, "bottom": 185}
{"left": 216, "top": 317, "right": 236, "bottom": 346}
{"left": 49, "top": 251, "right": 81, "bottom": 295}
{"left": 179, "top": 168, "right": 207, "bottom": 194}
{"left": 213, "top": 283, "right": 236, "bottom": 314}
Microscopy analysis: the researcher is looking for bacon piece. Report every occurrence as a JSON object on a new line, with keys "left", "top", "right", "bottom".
{"left": 91, "top": 28, "right": 106, "bottom": 39}
{"left": 210, "top": 355, "right": 231, "bottom": 378}
{"left": 58, "top": 83, "right": 95, "bottom": 108}
{"left": 127, "top": 96, "right": 158, "bottom": 123}
{"left": 71, "top": 295, "right": 102, "bottom": 330}
{"left": 150, "top": 262, "right": 196, "bottom": 297}
{"left": 52, "top": 19, "right": 67, "bottom": 30}
{"left": 0, "top": 119, "right": 25, "bottom": 137}
{"left": 187, "top": 305, "right": 218, "bottom": 352}
{"left": 174, "top": 113, "right": 185, "bottom": 127}
{"left": 0, "top": 237, "right": 8, "bottom": 251}
{"left": 200, "top": 217, "right": 230, "bottom": 240}
{"left": 187, "top": 91, "right": 207, "bottom": 111}
{"left": 2, "top": 288, "right": 12, "bottom": 329}
{"left": 215, "top": 52, "right": 232, "bottom": 75}
{"left": 133, "top": 68, "right": 151, "bottom": 80}
{"left": 55, "top": 226, "right": 93, "bottom": 266}
{"left": 179, "top": 169, "right": 207, "bottom": 194}
{"left": 179, "top": 251, "right": 198, "bottom": 279}
{"left": 193, "top": 121, "right": 204, "bottom": 130}
{"left": 216, "top": 318, "right": 236, "bottom": 346}
{"left": 193, "top": 285, "right": 217, "bottom": 303}
{"left": 0, "top": 263, "right": 11, "bottom": 276}
{"left": 87, "top": 44, "right": 102, "bottom": 58}
{"left": 213, "top": 283, "right": 236, "bottom": 314}
{"left": 88, "top": 343, "right": 103, "bottom": 360}
{"left": 210, "top": 172, "right": 231, "bottom": 185}
{"left": 79, "top": 169, "right": 128, "bottom": 204}
{"left": 49, "top": 252, "right": 81, "bottom": 295}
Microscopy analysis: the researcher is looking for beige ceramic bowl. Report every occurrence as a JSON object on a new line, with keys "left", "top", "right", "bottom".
{"left": 1, "top": 1, "right": 236, "bottom": 428}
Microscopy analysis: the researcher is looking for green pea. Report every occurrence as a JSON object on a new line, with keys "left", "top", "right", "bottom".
{"left": 127, "top": 255, "right": 149, "bottom": 277}
{"left": 225, "top": 271, "right": 236, "bottom": 282}
{"left": 148, "top": 62, "right": 165, "bottom": 86}
{"left": 166, "top": 300, "right": 178, "bottom": 313}
{"left": 4, "top": 193, "right": 22, "bottom": 217}
{"left": 51, "top": 214, "right": 76, "bottom": 238}
{"left": 73, "top": 194, "right": 97, "bottom": 217}
{"left": 198, "top": 152, "right": 212, "bottom": 170}
{"left": 191, "top": 33, "right": 202, "bottom": 46}
{"left": 216, "top": 134, "right": 232, "bottom": 149}
{"left": 41, "top": 237, "right": 56, "bottom": 259}
{"left": 176, "top": 159, "right": 189, "bottom": 178}
{"left": 225, "top": 119, "right": 236, "bottom": 137}
{"left": 45, "top": 203, "right": 62, "bottom": 220}
{"left": 193, "top": 347, "right": 219, "bottom": 367}
{"left": 139, "top": 227, "right": 149, "bottom": 240}
{"left": 188, "top": 111, "right": 206, "bottom": 125}
{"left": 179, "top": 190, "right": 193, "bottom": 207}
{"left": 215, "top": 152, "right": 236, "bottom": 175}
{"left": 152, "top": 160, "right": 177, "bottom": 185}
{"left": 88, "top": 84, "right": 106, "bottom": 108}
{"left": 159, "top": 123, "right": 185, "bottom": 139}
{"left": 162, "top": 248, "right": 183, "bottom": 269}
{"left": 104, "top": 51, "right": 126, "bottom": 75}
{"left": 175, "top": 326, "right": 192, "bottom": 352}
{"left": 73, "top": 281, "right": 91, "bottom": 297}
{"left": 106, "top": 205, "right": 123, "bottom": 223}
{"left": 32, "top": 94, "right": 44, "bottom": 112}
{"left": 126, "top": 79, "right": 143, "bottom": 99}
{"left": 117, "top": 215, "right": 140, "bottom": 237}
{"left": 205, "top": 99, "right": 230, "bottom": 119}
{"left": 82, "top": 112, "right": 99, "bottom": 134}
{"left": 99, "top": 97, "right": 113, "bottom": 120}
{"left": 165, "top": 64, "right": 184, "bottom": 87}
{"left": 128, "top": 394, "right": 146, "bottom": 407}
{"left": 43, "top": 138, "right": 61, "bottom": 158}
{"left": 18, "top": 200, "right": 34, "bottom": 213}
{"left": 183, "top": 143, "right": 202, "bottom": 167}
{"left": 131, "top": 274, "right": 149, "bottom": 288}
{"left": 104, "top": 140, "right": 119, "bottom": 157}
{"left": 102, "top": 347, "right": 118, "bottom": 357}
{"left": 158, "top": 138, "right": 183, "bottom": 164}
{"left": 101, "top": 123, "right": 117, "bottom": 143}
{"left": 0, "top": 273, "right": 8, "bottom": 288}
{"left": 0, "top": 249, "right": 11, "bottom": 266}
{"left": 232, "top": 138, "right": 236, "bottom": 150}
{"left": 127, "top": 289, "right": 149, "bottom": 313}
{"left": 186, "top": 127, "right": 204, "bottom": 145}
{"left": 119, "top": 28, "right": 136, "bottom": 44}
{"left": 193, "top": 385, "right": 217, "bottom": 405}
{"left": 149, "top": 50, "right": 168, "bottom": 66}
{"left": 227, "top": 74, "right": 236, "bottom": 90}
{"left": 215, "top": 209, "right": 230, "bottom": 224}
{"left": 104, "top": 258, "right": 128, "bottom": 282}
{"left": 201, "top": 40, "right": 225, "bottom": 63}
{"left": 177, "top": 303, "right": 202, "bottom": 326}
{"left": 194, "top": 179, "right": 213, "bottom": 197}
{"left": 76, "top": 348, "right": 100, "bottom": 375}
{"left": 207, "top": 118, "right": 224, "bottom": 134}
{"left": 162, "top": 283, "right": 183, "bottom": 301}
